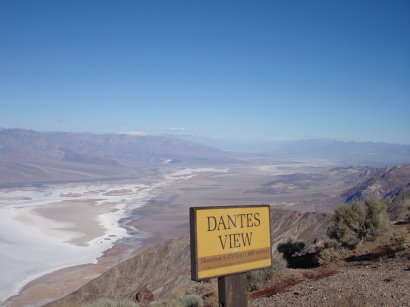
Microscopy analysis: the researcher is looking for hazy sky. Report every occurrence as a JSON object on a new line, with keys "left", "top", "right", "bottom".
{"left": 1, "top": 1, "right": 409, "bottom": 143}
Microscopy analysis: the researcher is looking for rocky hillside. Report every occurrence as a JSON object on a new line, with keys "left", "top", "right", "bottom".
{"left": 250, "top": 224, "right": 410, "bottom": 307}
{"left": 48, "top": 208, "right": 331, "bottom": 306}
{"left": 341, "top": 165, "right": 410, "bottom": 221}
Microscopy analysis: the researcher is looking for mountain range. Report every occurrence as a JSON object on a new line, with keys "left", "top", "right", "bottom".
{"left": 0, "top": 128, "right": 231, "bottom": 186}
{"left": 2, "top": 127, "right": 410, "bottom": 186}
{"left": 177, "top": 135, "right": 410, "bottom": 166}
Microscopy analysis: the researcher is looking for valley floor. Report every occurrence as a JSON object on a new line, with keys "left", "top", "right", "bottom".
{"left": 3, "top": 161, "right": 387, "bottom": 306}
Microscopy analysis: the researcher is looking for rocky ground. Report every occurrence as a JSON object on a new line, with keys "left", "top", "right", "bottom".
{"left": 250, "top": 226, "right": 410, "bottom": 307}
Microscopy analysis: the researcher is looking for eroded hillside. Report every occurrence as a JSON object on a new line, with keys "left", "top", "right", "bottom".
{"left": 342, "top": 165, "right": 410, "bottom": 221}
{"left": 48, "top": 208, "right": 331, "bottom": 306}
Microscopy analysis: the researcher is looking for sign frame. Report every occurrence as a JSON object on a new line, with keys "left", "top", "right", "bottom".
{"left": 190, "top": 204, "right": 272, "bottom": 281}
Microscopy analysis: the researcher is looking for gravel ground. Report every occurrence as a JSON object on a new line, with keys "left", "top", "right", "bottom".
{"left": 250, "top": 253, "right": 410, "bottom": 307}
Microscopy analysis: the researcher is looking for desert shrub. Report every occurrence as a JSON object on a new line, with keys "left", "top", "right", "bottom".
{"left": 271, "top": 252, "right": 288, "bottom": 273}
{"left": 203, "top": 292, "right": 219, "bottom": 307}
{"left": 385, "top": 229, "right": 407, "bottom": 254}
{"left": 316, "top": 246, "right": 340, "bottom": 266}
{"left": 203, "top": 292, "right": 218, "bottom": 307}
{"left": 323, "top": 238, "right": 342, "bottom": 250}
{"left": 277, "top": 239, "right": 305, "bottom": 259}
{"left": 178, "top": 294, "right": 204, "bottom": 307}
{"left": 186, "top": 280, "right": 214, "bottom": 296}
{"left": 247, "top": 268, "right": 273, "bottom": 291}
{"left": 312, "top": 238, "right": 342, "bottom": 266}
{"left": 328, "top": 203, "right": 366, "bottom": 249}
{"left": 247, "top": 253, "right": 287, "bottom": 291}
{"left": 363, "top": 200, "right": 390, "bottom": 239}
{"left": 83, "top": 298, "right": 138, "bottom": 307}
{"left": 185, "top": 280, "right": 217, "bottom": 307}
{"left": 328, "top": 200, "right": 390, "bottom": 249}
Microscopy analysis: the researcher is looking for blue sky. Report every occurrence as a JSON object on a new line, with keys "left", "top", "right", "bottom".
{"left": 1, "top": 0, "right": 409, "bottom": 143}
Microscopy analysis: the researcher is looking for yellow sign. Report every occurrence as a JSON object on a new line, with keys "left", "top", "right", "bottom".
{"left": 190, "top": 205, "right": 272, "bottom": 280}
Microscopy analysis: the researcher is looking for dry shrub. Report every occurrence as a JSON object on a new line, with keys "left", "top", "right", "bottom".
{"left": 316, "top": 246, "right": 341, "bottom": 266}
{"left": 364, "top": 199, "right": 391, "bottom": 239}
{"left": 178, "top": 294, "right": 204, "bottom": 307}
{"left": 186, "top": 281, "right": 215, "bottom": 298}
{"left": 203, "top": 292, "right": 218, "bottom": 307}
{"left": 247, "top": 253, "right": 287, "bottom": 291}
{"left": 385, "top": 229, "right": 407, "bottom": 254}
{"left": 185, "top": 280, "right": 217, "bottom": 307}
{"left": 247, "top": 269, "right": 273, "bottom": 291}
{"left": 311, "top": 238, "right": 342, "bottom": 266}
{"left": 328, "top": 203, "right": 366, "bottom": 249}
{"left": 329, "top": 200, "right": 390, "bottom": 249}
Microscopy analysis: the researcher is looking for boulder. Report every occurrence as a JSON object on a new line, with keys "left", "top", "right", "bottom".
{"left": 136, "top": 288, "right": 154, "bottom": 304}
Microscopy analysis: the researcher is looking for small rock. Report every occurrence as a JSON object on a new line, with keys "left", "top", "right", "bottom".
{"left": 136, "top": 288, "right": 154, "bottom": 304}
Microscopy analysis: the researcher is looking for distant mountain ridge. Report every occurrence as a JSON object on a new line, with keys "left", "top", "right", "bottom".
{"left": 341, "top": 164, "right": 410, "bottom": 221}
{"left": 0, "top": 128, "right": 232, "bottom": 186}
{"left": 176, "top": 135, "right": 410, "bottom": 166}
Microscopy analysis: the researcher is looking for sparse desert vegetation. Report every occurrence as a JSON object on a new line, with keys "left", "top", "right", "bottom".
{"left": 328, "top": 200, "right": 390, "bottom": 249}
{"left": 250, "top": 223, "right": 409, "bottom": 306}
{"left": 250, "top": 200, "right": 409, "bottom": 306}
{"left": 247, "top": 253, "right": 287, "bottom": 291}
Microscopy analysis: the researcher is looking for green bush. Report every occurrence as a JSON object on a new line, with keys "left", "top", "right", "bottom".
{"left": 328, "top": 203, "right": 366, "bottom": 249}
{"left": 328, "top": 200, "right": 390, "bottom": 249}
